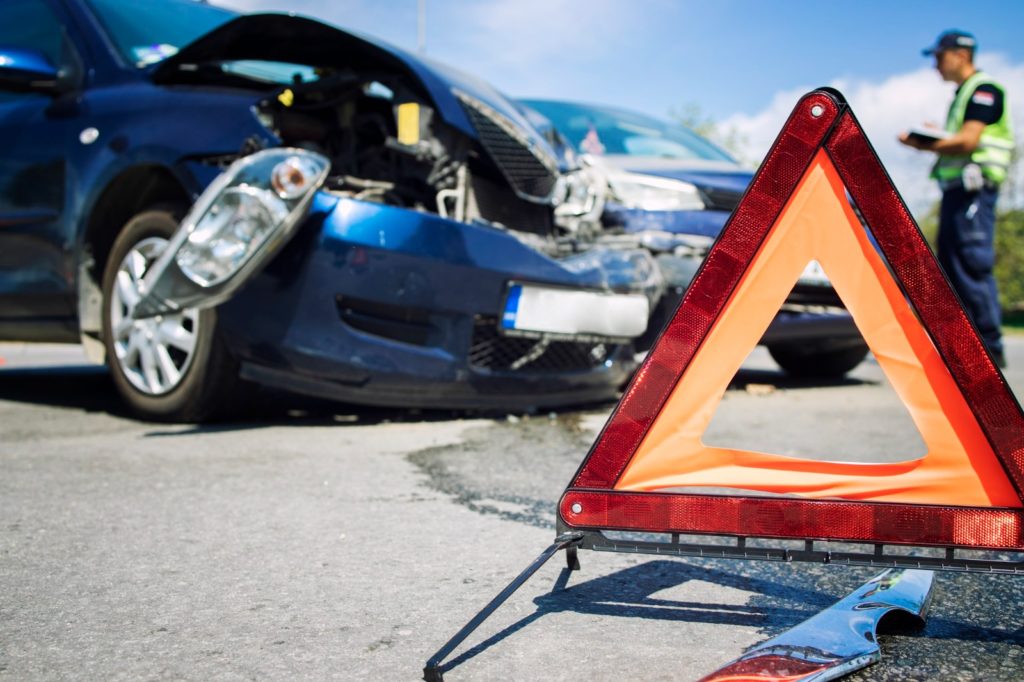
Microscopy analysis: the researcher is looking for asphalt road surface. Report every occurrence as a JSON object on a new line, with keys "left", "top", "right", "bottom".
{"left": 2, "top": 338, "right": 1023, "bottom": 680}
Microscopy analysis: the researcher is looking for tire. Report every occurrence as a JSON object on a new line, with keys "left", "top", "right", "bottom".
{"left": 101, "top": 205, "right": 239, "bottom": 421}
{"left": 767, "top": 342, "right": 869, "bottom": 379}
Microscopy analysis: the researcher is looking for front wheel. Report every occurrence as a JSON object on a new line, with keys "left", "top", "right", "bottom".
{"left": 767, "top": 342, "right": 869, "bottom": 379}
{"left": 101, "top": 206, "right": 239, "bottom": 421}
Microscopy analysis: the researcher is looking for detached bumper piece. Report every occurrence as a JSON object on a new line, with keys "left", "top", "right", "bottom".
{"left": 700, "top": 567, "right": 933, "bottom": 682}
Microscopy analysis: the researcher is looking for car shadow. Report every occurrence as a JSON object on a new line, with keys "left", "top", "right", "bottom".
{"left": 0, "top": 364, "right": 132, "bottom": 416}
{"left": 0, "top": 361, "right": 876, "bottom": 432}
{"left": 0, "top": 364, "right": 549, "bottom": 430}
{"left": 729, "top": 366, "right": 876, "bottom": 391}
{"left": 146, "top": 392, "right": 478, "bottom": 436}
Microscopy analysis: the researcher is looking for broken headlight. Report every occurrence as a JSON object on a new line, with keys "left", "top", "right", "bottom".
{"left": 176, "top": 150, "right": 328, "bottom": 286}
{"left": 132, "top": 148, "right": 329, "bottom": 317}
{"left": 553, "top": 162, "right": 607, "bottom": 233}
{"left": 176, "top": 185, "right": 289, "bottom": 286}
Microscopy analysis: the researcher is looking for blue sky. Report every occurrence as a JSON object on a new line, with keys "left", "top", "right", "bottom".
{"left": 220, "top": 0, "right": 1024, "bottom": 210}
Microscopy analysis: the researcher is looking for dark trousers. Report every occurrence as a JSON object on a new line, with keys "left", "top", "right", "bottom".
{"left": 937, "top": 185, "right": 1003, "bottom": 354}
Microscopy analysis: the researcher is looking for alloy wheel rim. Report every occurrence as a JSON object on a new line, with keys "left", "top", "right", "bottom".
{"left": 109, "top": 236, "right": 200, "bottom": 396}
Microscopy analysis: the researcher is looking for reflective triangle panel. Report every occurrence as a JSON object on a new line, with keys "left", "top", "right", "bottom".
{"left": 559, "top": 89, "right": 1024, "bottom": 551}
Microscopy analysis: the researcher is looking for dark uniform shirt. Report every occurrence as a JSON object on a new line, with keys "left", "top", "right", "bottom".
{"left": 960, "top": 82, "right": 1004, "bottom": 125}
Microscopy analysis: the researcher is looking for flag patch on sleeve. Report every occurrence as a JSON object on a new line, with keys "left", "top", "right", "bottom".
{"left": 972, "top": 90, "right": 996, "bottom": 106}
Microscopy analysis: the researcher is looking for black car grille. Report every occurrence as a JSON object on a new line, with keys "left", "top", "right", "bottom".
{"left": 469, "top": 316, "right": 615, "bottom": 373}
{"left": 470, "top": 174, "right": 553, "bottom": 234}
{"left": 699, "top": 186, "right": 745, "bottom": 212}
{"left": 456, "top": 92, "right": 559, "bottom": 200}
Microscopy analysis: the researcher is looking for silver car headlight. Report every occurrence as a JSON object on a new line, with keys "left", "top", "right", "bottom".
{"left": 175, "top": 150, "right": 329, "bottom": 287}
{"left": 132, "top": 148, "right": 330, "bottom": 317}
{"left": 607, "top": 171, "right": 705, "bottom": 211}
{"left": 176, "top": 185, "right": 289, "bottom": 286}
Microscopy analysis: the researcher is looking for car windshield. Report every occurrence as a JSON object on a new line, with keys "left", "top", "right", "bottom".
{"left": 522, "top": 99, "right": 736, "bottom": 163}
{"left": 86, "top": 0, "right": 237, "bottom": 67}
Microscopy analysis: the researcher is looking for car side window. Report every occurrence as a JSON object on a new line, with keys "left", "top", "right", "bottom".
{"left": 0, "top": 0, "right": 64, "bottom": 66}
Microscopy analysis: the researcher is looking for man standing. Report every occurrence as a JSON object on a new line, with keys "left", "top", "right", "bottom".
{"left": 900, "top": 30, "right": 1014, "bottom": 368}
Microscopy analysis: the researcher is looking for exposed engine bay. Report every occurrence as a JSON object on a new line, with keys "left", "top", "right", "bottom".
{"left": 252, "top": 71, "right": 608, "bottom": 251}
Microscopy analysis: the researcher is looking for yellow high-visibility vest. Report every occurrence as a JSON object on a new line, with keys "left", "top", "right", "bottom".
{"left": 932, "top": 71, "right": 1015, "bottom": 185}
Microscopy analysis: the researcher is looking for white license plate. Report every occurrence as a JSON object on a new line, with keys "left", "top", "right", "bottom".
{"left": 798, "top": 259, "right": 831, "bottom": 286}
{"left": 501, "top": 283, "right": 649, "bottom": 339}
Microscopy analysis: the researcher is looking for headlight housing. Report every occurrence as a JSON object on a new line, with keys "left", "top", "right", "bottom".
{"left": 176, "top": 185, "right": 290, "bottom": 286}
{"left": 133, "top": 148, "right": 329, "bottom": 317}
{"left": 606, "top": 171, "right": 705, "bottom": 211}
{"left": 552, "top": 161, "right": 607, "bottom": 234}
{"left": 175, "top": 149, "right": 329, "bottom": 287}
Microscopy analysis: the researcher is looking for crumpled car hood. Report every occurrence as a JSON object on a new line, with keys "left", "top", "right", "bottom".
{"left": 151, "top": 13, "right": 556, "bottom": 160}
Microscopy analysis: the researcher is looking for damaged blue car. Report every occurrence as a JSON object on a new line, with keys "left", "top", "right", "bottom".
{"left": 0, "top": 0, "right": 662, "bottom": 421}
{"left": 521, "top": 99, "right": 870, "bottom": 379}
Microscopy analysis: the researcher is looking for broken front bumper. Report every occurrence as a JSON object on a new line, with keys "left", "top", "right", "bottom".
{"left": 212, "top": 193, "right": 663, "bottom": 409}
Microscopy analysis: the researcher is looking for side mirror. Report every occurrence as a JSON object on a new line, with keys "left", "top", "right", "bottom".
{"left": 0, "top": 47, "right": 71, "bottom": 95}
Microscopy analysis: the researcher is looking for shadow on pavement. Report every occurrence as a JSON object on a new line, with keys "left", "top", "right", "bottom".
{"left": 437, "top": 555, "right": 1024, "bottom": 678}
{"left": 0, "top": 361, "right": 875, "bottom": 431}
{"left": 438, "top": 559, "right": 835, "bottom": 676}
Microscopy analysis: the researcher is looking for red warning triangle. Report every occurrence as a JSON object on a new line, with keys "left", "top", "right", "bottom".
{"left": 560, "top": 89, "right": 1024, "bottom": 551}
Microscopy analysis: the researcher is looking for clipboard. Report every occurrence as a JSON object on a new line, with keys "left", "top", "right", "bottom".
{"left": 906, "top": 127, "right": 950, "bottom": 144}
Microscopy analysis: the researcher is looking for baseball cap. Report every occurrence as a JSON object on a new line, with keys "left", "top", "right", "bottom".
{"left": 922, "top": 30, "right": 977, "bottom": 56}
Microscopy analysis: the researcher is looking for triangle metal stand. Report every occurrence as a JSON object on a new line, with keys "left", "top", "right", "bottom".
{"left": 423, "top": 532, "right": 582, "bottom": 681}
{"left": 423, "top": 523, "right": 1022, "bottom": 680}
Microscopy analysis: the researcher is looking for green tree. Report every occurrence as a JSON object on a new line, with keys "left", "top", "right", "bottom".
{"left": 916, "top": 202, "right": 940, "bottom": 250}
{"left": 995, "top": 208, "right": 1024, "bottom": 311}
